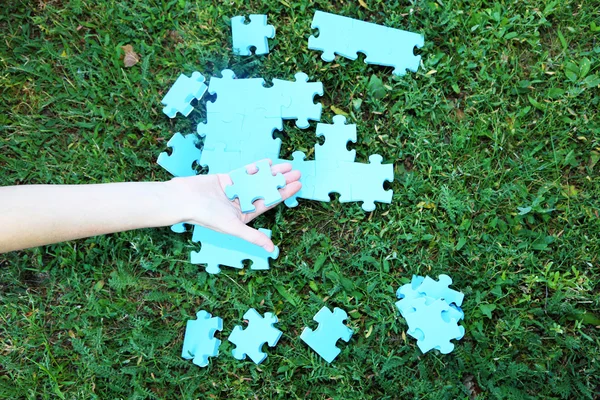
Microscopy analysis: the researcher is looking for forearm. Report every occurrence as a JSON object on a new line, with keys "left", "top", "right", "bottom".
{"left": 0, "top": 181, "right": 184, "bottom": 253}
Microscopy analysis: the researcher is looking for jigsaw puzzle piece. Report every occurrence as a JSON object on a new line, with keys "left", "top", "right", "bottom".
{"left": 157, "top": 132, "right": 201, "bottom": 177}
{"left": 308, "top": 10, "right": 356, "bottom": 61}
{"left": 225, "top": 159, "right": 286, "bottom": 213}
{"left": 312, "top": 159, "right": 352, "bottom": 203}
{"left": 197, "top": 110, "right": 247, "bottom": 152}
{"left": 161, "top": 72, "right": 207, "bottom": 118}
{"left": 198, "top": 142, "right": 244, "bottom": 173}
{"left": 190, "top": 225, "right": 279, "bottom": 274}
{"left": 227, "top": 308, "right": 282, "bottom": 364}
{"left": 231, "top": 14, "right": 276, "bottom": 56}
{"left": 181, "top": 310, "right": 223, "bottom": 367}
{"left": 277, "top": 151, "right": 317, "bottom": 207}
{"left": 300, "top": 306, "right": 353, "bottom": 363}
{"left": 344, "top": 154, "right": 394, "bottom": 211}
{"left": 272, "top": 72, "right": 323, "bottom": 129}
{"left": 315, "top": 115, "right": 357, "bottom": 162}
{"left": 417, "top": 274, "right": 465, "bottom": 307}
{"left": 403, "top": 298, "right": 465, "bottom": 354}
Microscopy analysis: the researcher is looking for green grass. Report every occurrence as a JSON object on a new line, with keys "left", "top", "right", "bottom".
{"left": 1, "top": 0, "right": 600, "bottom": 398}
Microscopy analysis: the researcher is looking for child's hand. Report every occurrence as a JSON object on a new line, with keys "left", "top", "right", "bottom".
{"left": 170, "top": 160, "right": 301, "bottom": 252}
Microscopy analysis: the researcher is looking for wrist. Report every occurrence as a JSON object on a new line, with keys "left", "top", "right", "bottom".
{"left": 163, "top": 175, "right": 211, "bottom": 226}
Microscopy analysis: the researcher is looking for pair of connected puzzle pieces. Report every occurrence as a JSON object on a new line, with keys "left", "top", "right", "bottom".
{"left": 225, "top": 159, "right": 286, "bottom": 213}
{"left": 300, "top": 306, "right": 353, "bottom": 363}
{"left": 395, "top": 274, "right": 465, "bottom": 354}
{"left": 231, "top": 14, "right": 275, "bottom": 56}
{"left": 277, "top": 116, "right": 394, "bottom": 212}
{"left": 309, "top": 10, "right": 424, "bottom": 76}
{"left": 182, "top": 308, "right": 281, "bottom": 367}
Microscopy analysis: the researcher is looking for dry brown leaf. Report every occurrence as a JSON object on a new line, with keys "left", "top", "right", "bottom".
{"left": 121, "top": 44, "right": 139, "bottom": 68}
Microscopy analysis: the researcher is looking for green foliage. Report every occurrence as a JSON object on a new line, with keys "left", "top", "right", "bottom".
{"left": 1, "top": 0, "right": 600, "bottom": 398}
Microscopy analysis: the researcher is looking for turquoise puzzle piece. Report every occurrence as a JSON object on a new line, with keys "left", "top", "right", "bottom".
{"left": 225, "top": 159, "right": 286, "bottom": 213}
{"left": 402, "top": 297, "right": 465, "bottom": 354}
{"left": 279, "top": 151, "right": 317, "bottom": 208}
{"left": 157, "top": 132, "right": 201, "bottom": 178}
{"left": 272, "top": 72, "right": 323, "bottom": 129}
{"left": 161, "top": 71, "right": 207, "bottom": 118}
{"left": 395, "top": 274, "right": 464, "bottom": 315}
{"left": 300, "top": 306, "right": 353, "bottom": 363}
{"left": 343, "top": 155, "right": 394, "bottom": 211}
{"left": 231, "top": 14, "right": 275, "bottom": 56}
{"left": 308, "top": 10, "right": 425, "bottom": 76}
{"left": 190, "top": 225, "right": 279, "bottom": 274}
{"left": 181, "top": 310, "right": 223, "bottom": 368}
{"left": 315, "top": 115, "right": 357, "bottom": 162}
{"left": 227, "top": 308, "right": 282, "bottom": 364}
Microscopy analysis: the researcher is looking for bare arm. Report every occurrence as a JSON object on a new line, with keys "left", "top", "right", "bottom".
{"left": 0, "top": 161, "right": 300, "bottom": 254}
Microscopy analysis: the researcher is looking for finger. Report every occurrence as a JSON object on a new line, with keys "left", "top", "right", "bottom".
{"left": 234, "top": 223, "right": 275, "bottom": 252}
{"left": 282, "top": 169, "right": 301, "bottom": 184}
{"left": 278, "top": 181, "right": 302, "bottom": 201}
{"left": 271, "top": 162, "right": 292, "bottom": 175}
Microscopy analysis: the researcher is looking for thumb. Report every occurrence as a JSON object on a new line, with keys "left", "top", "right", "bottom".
{"left": 234, "top": 224, "right": 275, "bottom": 252}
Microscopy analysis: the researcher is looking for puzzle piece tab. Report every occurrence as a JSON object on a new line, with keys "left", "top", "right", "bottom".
{"left": 157, "top": 132, "right": 201, "bottom": 178}
{"left": 161, "top": 72, "right": 207, "bottom": 118}
{"left": 300, "top": 306, "right": 353, "bottom": 363}
{"left": 190, "top": 225, "right": 279, "bottom": 274}
{"left": 315, "top": 115, "right": 357, "bottom": 162}
{"left": 308, "top": 10, "right": 425, "bottom": 76}
{"left": 225, "top": 159, "right": 286, "bottom": 213}
{"left": 231, "top": 15, "right": 276, "bottom": 56}
{"left": 227, "top": 308, "right": 282, "bottom": 364}
{"left": 403, "top": 297, "right": 465, "bottom": 354}
{"left": 181, "top": 310, "right": 223, "bottom": 367}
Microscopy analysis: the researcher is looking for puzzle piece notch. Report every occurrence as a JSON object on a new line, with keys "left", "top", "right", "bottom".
{"left": 227, "top": 308, "right": 282, "bottom": 364}
{"left": 308, "top": 10, "right": 425, "bottom": 76}
{"left": 272, "top": 72, "right": 323, "bottom": 129}
{"left": 190, "top": 225, "right": 279, "bottom": 274}
{"left": 300, "top": 307, "right": 353, "bottom": 363}
{"left": 315, "top": 115, "right": 357, "bottom": 162}
{"left": 181, "top": 310, "right": 223, "bottom": 367}
{"left": 403, "top": 297, "right": 465, "bottom": 354}
{"left": 161, "top": 72, "right": 207, "bottom": 118}
{"left": 231, "top": 14, "right": 276, "bottom": 56}
{"left": 225, "top": 159, "right": 286, "bottom": 213}
{"left": 157, "top": 132, "right": 201, "bottom": 178}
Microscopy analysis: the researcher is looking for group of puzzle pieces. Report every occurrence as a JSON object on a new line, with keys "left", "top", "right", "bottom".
{"left": 230, "top": 11, "right": 424, "bottom": 77}
{"left": 182, "top": 306, "right": 352, "bottom": 367}
{"left": 395, "top": 274, "right": 465, "bottom": 354}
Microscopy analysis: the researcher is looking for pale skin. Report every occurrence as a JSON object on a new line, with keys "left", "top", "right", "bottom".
{"left": 0, "top": 160, "right": 301, "bottom": 254}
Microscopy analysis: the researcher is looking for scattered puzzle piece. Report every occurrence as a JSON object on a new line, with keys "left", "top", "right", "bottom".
{"left": 157, "top": 132, "right": 201, "bottom": 177}
{"left": 181, "top": 310, "right": 223, "bottom": 367}
{"left": 231, "top": 14, "right": 276, "bottom": 56}
{"left": 416, "top": 274, "right": 464, "bottom": 307}
{"left": 308, "top": 10, "right": 425, "bottom": 76}
{"left": 403, "top": 297, "right": 465, "bottom": 354}
{"left": 161, "top": 72, "right": 207, "bottom": 118}
{"left": 190, "top": 225, "right": 279, "bottom": 274}
{"left": 225, "top": 159, "right": 286, "bottom": 213}
{"left": 227, "top": 308, "right": 282, "bottom": 364}
{"left": 315, "top": 115, "right": 357, "bottom": 162}
{"left": 300, "top": 306, "right": 353, "bottom": 363}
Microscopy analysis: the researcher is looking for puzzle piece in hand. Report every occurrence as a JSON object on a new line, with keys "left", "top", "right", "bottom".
{"left": 315, "top": 115, "right": 357, "bottom": 162}
{"left": 227, "top": 308, "right": 282, "bottom": 364}
{"left": 308, "top": 10, "right": 425, "bottom": 76}
{"left": 157, "top": 132, "right": 201, "bottom": 177}
{"left": 181, "top": 310, "right": 223, "bottom": 367}
{"left": 190, "top": 225, "right": 279, "bottom": 274}
{"left": 225, "top": 159, "right": 286, "bottom": 213}
{"left": 231, "top": 15, "right": 276, "bottom": 56}
{"left": 403, "top": 297, "right": 465, "bottom": 354}
{"left": 161, "top": 72, "right": 207, "bottom": 118}
{"left": 300, "top": 307, "right": 353, "bottom": 363}
{"left": 272, "top": 72, "right": 323, "bottom": 129}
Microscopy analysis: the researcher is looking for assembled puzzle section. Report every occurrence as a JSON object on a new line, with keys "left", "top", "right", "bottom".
{"left": 308, "top": 10, "right": 425, "bottom": 76}
{"left": 225, "top": 160, "right": 286, "bottom": 213}
{"left": 161, "top": 71, "right": 207, "bottom": 118}
{"left": 300, "top": 306, "right": 353, "bottom": 363}
{"left": 231, "top": 14, "right": 275, "bottom": 56}
{"left": 395, "top": 274, "right": 465, "bottom": 354}
{"left": 228, "top": 308, "right": 282, "bottom": 364}
{"left": 181, "top": 310, "right": 223, "bottom": 367}
{"left": 190, "top": 225, "right": 279, "bottom": 274}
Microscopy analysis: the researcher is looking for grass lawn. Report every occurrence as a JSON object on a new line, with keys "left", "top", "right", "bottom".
{"left": 1, "top": 0, "right": 600, "bottom": 398}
